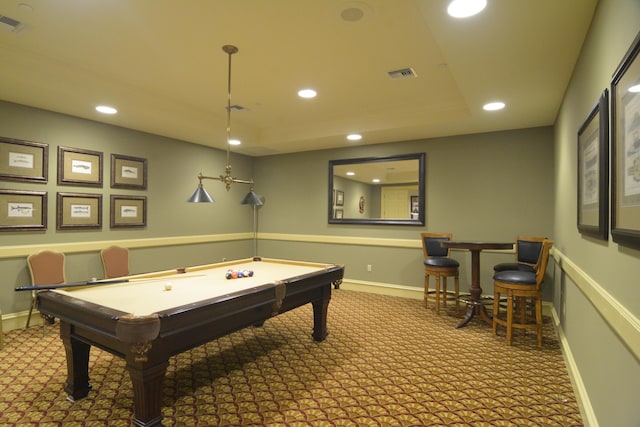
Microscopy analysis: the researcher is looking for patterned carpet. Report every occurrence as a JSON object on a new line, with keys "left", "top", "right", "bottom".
{"left": 0, "top": 290, "right": 582, "bottom": 426}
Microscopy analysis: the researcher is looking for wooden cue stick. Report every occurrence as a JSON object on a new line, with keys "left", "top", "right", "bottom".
{"left": 15, "top": 278, "right": 129, "bottom": 292}
{"left": 14, "top": 273, "right": 209, "bottom": 292}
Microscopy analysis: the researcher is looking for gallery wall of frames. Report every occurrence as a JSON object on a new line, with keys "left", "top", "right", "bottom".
{"left": 577, "top": 30, "right": 640, "bottom": 250}
{"left": 0, "top": 137, "right": 147, "bottom": 232}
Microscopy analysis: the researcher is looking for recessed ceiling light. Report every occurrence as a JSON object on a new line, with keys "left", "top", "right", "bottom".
{"left": 629, "top": 84, "right": 640, "bottom": 93}
{"left": 346, "top": 171, "right": 355, "bottom": 176}
{"left": 447, "top": 0, "right": 487, "bottom": 18}
{"left": 372, "top": 178, "right": 380, "bottom": 183}
{"left": 483, "top": 101, "right": 505, "bottom": 111}
{"left": 347, "top": 134, "right": 362, "bottom": 141}
{"left": 228, "top": 139, "right": 241, "bottom": 146}
{"left": 298, "top": 89, "right": 317, "bottom": 99}
{"left": 96, "top": 105, "right": 117, "bottom": 114}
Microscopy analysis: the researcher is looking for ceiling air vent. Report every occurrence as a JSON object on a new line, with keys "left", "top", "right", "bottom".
{"left": 225, "top": 104, "right": 247, "bottom": 112}
{"left": 387, "top": 67, "right": 417, "bottom": 80}
{"left": 0, "top": 15, "right": 24, "bottom": 33}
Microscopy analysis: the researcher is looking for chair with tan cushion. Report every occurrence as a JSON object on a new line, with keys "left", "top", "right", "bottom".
{"left": 26, "top": 250, "right": 66, "bottom": 328}
{"left": 100, "top": 245, "right": 130, "bottom": 279}
{"left": 492, "top": 238, "right": 553, "bottom": 346}
{"left": 421, "top": 232, "right": 460, "bottom": 314}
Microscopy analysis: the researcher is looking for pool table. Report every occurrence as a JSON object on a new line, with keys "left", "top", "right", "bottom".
{"left": 37, "top": 257, "right": 344, "bottom": 427}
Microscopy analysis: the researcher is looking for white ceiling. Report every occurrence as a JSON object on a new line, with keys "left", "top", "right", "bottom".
{"left": 0, "top": 0, "right": 597, "bottom": 157}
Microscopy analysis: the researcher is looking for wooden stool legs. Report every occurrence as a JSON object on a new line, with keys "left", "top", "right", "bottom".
{"left": 424, "top": 270, "right": 459, "bottom": 314}
{"left": 493, "top": 288, "right": 543, "bottom": 346}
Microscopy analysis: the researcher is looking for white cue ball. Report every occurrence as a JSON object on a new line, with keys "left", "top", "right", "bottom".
{"left": 164, "top": 282, "right": 173, "bottom": 291}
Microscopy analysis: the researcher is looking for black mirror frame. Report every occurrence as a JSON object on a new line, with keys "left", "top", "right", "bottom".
{"left": 328, "top": 153, "right": 425, "bottom": 226}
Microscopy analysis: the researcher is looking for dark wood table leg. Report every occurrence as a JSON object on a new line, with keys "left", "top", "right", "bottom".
{"left": 60, "top": 322, "right": 92, "bottom": 401}
{"left": 311, "top": 296, "right": 330, "bottom": 341}
{"left": 455, "top": 249, "right": 493, "bottom": 328}
{"left": 126, "top": 360, "right": 169, "bottom": 427}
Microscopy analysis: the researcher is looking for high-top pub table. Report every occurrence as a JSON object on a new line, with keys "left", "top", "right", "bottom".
{"left": 440, "top": 241, "right": 514, "bottom": 328}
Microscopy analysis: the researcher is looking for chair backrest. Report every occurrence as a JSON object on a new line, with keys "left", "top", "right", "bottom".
{"left": 515, "top": 235, "right": 546, "bottom": 268}
{"left": 534, "top": 239, "right": 553, "bottom": 288}
{"left": 421, "top": 232, "right": 452, "bottom": 258}
{"left": 27, "top": 250, "right": 66, "bottom": 286}
{"left": 101, "top": 246, "right": 130, "bottom": 278}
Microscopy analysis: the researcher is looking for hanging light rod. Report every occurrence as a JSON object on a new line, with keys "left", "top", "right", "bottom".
{"left": 187, "top": 44, "right": 256, "bottom": 203}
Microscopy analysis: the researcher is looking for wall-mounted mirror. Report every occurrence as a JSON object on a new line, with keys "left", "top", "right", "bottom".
{"left": 329, "top": 153, "right": 425, "bottom": 225}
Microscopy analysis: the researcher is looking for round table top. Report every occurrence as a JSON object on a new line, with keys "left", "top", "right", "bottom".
{"left": 440, "top": 241, "right": 513, "bottom": 250}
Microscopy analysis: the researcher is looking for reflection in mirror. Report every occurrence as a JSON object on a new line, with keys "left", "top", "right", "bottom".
{"left": 329, "top": 153, "right": 425, "bottom": 225}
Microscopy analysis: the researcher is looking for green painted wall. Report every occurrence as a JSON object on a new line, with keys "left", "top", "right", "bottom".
{"left": 253, "top": 127, "right": 554, "bottom": 292}
{"left": 552, "top": 0, "right": 640, "bottom": 426}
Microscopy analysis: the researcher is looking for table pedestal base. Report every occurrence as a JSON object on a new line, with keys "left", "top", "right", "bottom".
{"left": 455, "top": 296, "right": 493, "bottom": 329}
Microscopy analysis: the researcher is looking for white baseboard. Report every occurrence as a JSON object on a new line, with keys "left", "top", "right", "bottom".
{"left": 551, "top": 306, "right": 597, "bottom": 427}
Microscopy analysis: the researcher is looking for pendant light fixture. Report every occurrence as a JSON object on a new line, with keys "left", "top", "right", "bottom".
{"left": 187, "top": 45, "right": 260, "bottom": 204}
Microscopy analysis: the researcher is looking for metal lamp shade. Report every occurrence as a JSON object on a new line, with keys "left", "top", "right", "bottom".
{"left": 187, "top": 184, "right": 214, "bottom": 203}
{"left": 240, "top": 190, "right": 263, "bottom": 206}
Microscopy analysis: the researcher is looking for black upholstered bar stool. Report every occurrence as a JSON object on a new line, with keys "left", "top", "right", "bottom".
{"left": 421, "top": 232, "right": 460, "bottom": 314}
{"left": 492, "top": 238, "right": 553, "bottom": 346}
{"left": 493, "top": 235, "right": 546, "bottom": 273}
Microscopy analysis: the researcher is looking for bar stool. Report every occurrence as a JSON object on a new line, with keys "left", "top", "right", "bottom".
{"left": 421, "top": 232, "right": 460, "bottom": 314}
{"left": 493, "top": 239, "right": 553, "bottom": 346}
{"left": 494, "top": 235, "right": 546, "bottom": 273}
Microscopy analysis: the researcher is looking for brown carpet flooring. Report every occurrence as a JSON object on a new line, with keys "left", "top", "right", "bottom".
{"left": 0, "top": 290, "right": 582, "bottom": 426}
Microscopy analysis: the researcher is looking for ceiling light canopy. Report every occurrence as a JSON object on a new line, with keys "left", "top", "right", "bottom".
{"left": 298, "top": 89, "right": 317, "bottom": 98}
{"left": 96, "top": 105, "right": 117, "bottom": 114}
{"left": 187, "top": 45, "right": 258, "bottom": 204}
{"left": 447, "top": 0, "right": 487, "bottom": 18}
{"left": 483, "top": 101, "right": 505, "bottom": 111}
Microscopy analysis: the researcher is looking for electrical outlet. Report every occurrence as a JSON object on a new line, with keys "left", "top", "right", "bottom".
{"left": 367, "top": 264, "right": 372, "bottom": 272}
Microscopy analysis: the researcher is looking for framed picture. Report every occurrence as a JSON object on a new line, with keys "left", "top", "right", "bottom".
{"left": 577, "top": 89, "right": 609, "bottom": 240}
{"left": 411, "top": 195, "right": 420, "bottom": 220}
{"left": 611, "top": 30, "right": 640, "bottom": 249}
{"left": 111, "top": 154, "right": 147, "bottom": 189}
{"left": 335, "top": 190, "right": 344, "bottom": 206}
{"left": 110, "top": 195, "right": 146, "bottom": 228}
{"left": 0, "top": 137, "right": 48, "bottom": 183}
{"left": 58, "top": 146, "right": 103, "bottom": 187}
{"left": 57, "top": 192, "right": 102, "bottom": 230}
{"left": 334, "top": 208, "right": 343, "bottom": 219}
{"left": 0, "top": 189, "right": 47, "bottom": 231}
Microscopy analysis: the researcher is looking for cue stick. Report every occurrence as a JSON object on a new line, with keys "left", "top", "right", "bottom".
{"left": 14, "top": 273, "right": 209, "bottom": 291}
{"left": 15, "top": 278, "right": 129, "bottom": 291}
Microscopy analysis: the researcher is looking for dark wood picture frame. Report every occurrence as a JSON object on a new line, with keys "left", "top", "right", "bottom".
{"left": 57, "top": 192, "right": 102, "bottom": 230}
{"left": 111, "top": 154, "right": 148, "bottom": 189}
{"left": 577, "top": 89, "right": 609, "bottom": 240}
{"left": 110, "top": 195, "right": 147, "bottom": 228}
{"left": 0, "top": 137, "right": 48, "bottom": 183}
{"left": 611, "top": 30, "right": 640, "bottom": 249}
{"left": 58, "top": 146, "right": 103, "bottom": 187}
{"left": 0, "top": 189, "right": 47, "bottom": 231}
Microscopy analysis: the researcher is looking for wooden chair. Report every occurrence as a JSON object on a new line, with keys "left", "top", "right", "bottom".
{"left": 26, "top": 250, "right": 66, "bottom": 328}
{"left": 492, "top": 238, "right": 553, "bottom": 346}
{"left": 100, "top": 246, "right": 130, "bottom": 278}
{"left": 421, "top": 232, "right": 460, "bottom": 314}
{"left": 493, "top": 235, "right": 546, "bottom": 273}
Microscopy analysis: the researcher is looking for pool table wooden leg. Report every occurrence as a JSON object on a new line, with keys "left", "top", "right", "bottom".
{"left": 126, "top": 360, "right": 169, "bottom": 427}
{"left": 60, "top": 322, "right": 92, "bottom": 401}
{"left": 311, "top": 296, "right": 330, "bottom": 341}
